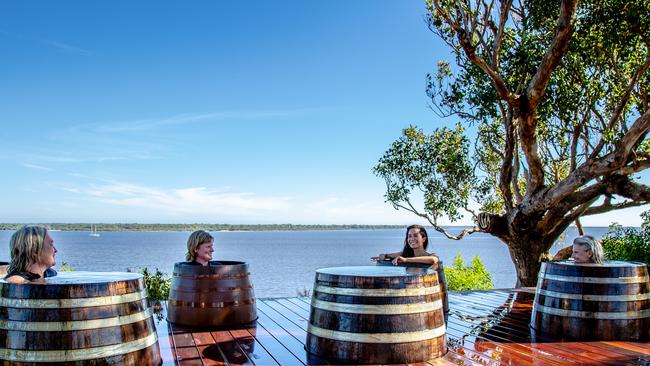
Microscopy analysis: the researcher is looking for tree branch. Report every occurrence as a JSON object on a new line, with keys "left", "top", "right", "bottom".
{"left": 394, "top": 199, "right": 482, "bottom": 240}
{"left": 526, "top": 0, "right": 578, "bottom": 109}
{"left": 431, "top": 0, "right": 515, "bottom": 103}
{"left": 583, "top": 200, "right": 650, "bottom": 216}
{"left": 590, "top": 51, "right": 650, "bottom": 160}
{"left": 527, "top": 109, "right": 650, "bottom": 213}
{"left": 492, "top": 0, "right": 513, "bottom": 70}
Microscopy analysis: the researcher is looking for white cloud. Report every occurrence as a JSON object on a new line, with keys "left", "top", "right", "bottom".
{"left": 22, "top": 163, "right": 53, "bottom": 171}
{"left": 86, "top": 109, "right": 316, "bottom": 133}
{"left": 40, "top": 39, "right": 92, "bottom": 56}
{"left": 65, "top": 181, "right": 290, "bottom": 218}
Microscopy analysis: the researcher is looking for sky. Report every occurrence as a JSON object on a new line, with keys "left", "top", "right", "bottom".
{"left": 0, "top": 1, "right": 647, "bottom": 226}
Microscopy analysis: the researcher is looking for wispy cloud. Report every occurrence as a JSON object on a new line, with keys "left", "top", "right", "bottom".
{"left": 40, "top": 38, "right": 92, "bottom": 56}
{"left": 22, "top": 163, "right": 53, "bottom": 171}
{"left": 82, "top": 109, "right": 319, "bottom": 133}
{"left": 0, "top": 30, "right": 92, "bottom": 56}
{"left": 65, "top": 181, "right": 291, "bottom": 217}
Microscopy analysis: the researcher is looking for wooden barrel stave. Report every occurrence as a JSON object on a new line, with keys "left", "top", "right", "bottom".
{"left": 306, "top": 266, "right": 447, "bottom": 364}
{"left": 374, "top": 260, "right": 449, "bottom": 314}
{"left": 0, "top": 317, "right": 155, "bottom": 349}
{"left": 308, "top": 337, "right": 446, "bottom": 365}
{"left": 531, "top": 261, "right": 650, "bottom": 341}
{"left": 0, "top": 344, "right": 161, "bottom": 366}
{"left": 166, "top": 261, "right": 257, "bottom": 327}
{"left": 311, "top": 309, "right": 443, "bottom": 333}
{"left": 0, "top": 272, "right": 161, "bottom": 365}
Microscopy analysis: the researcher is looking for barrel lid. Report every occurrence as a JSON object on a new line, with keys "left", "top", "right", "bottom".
{"left": 316, "top": 266, "right": 435, "bottom": 277}
{"left": 1, "top": 271, "right": 142, "bottom": 285}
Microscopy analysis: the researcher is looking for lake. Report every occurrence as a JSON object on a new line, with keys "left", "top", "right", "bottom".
{"left": 0, "top": 227, "right": 609, "bottom": 297}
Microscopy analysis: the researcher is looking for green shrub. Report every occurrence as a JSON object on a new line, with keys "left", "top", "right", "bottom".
{"left": 444, "top": 254, "right": 493, "bottom": 291}
{"left": 140, "top": 268, "right": 171, "bottom": 301}
{"left": 602, "top": 210, "right": 650, "bottom": 264}
{"left": 58, "top": 262, "right": 75, "bottom": 272}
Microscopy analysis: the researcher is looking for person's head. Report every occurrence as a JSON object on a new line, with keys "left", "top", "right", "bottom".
{"left": 572, "top": 235, "right": 604, "bottom": 264}
{"left": 401, "top": 225, "right": 429, "bottom": 257}
{"left": 185, "top": 230, "right": 214, "bottom": 265}
{"left": 8, "top": 225, "right": 57, "bottom": 273}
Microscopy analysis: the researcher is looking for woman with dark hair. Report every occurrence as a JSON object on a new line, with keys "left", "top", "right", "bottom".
{"left": 371, "top": 225, "right": 440, "bottom": 267}
{"left": 4, "top": 225, "right": 58, "bottom": 284}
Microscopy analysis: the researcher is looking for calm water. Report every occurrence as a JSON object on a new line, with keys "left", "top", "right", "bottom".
{"left": 0, "top": 227, "right": 609, "bottom": 297}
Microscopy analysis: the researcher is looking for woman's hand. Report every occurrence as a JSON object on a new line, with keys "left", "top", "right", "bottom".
{"left": 371, "top": 253, "right": 387, "bottom": 262}
{"left": 392, "top": 256, "right": 407, "bottom": 265}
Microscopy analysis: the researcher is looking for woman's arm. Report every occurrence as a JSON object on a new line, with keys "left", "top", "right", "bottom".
{"left": 392, "top": 254, "right": 440, "bottom": 267}
{"left": 371, "top": 251, "right": 403, "bottom": 261}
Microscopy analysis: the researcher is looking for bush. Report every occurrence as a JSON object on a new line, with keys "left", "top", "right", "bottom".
{"left": 444, "top": 254, "right": 493, "bottom": 291}
{"left": 58, "top": 262, "right": 75, "bottom": 272}
{"left": 602, "top": 210, "right": 650, "bottom": 264}
{"left": 140, "top": 268, "right": 171, "bottom": 301}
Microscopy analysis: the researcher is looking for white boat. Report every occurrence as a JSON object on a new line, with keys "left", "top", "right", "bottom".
{"left": 89, "top": 224, "right": 100, "bottom": 237}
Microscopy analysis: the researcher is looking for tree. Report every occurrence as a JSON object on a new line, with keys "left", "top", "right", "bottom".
{"left": 374, "top": 0, "right": 650, "bottom": 286}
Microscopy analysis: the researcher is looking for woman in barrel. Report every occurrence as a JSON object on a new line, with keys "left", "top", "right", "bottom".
{"left": 185, "top": 230, "right": 214, "bottom": 266}
{"left": 371, "top": 224, "right": 440, "bottom": 267}
{"left": 571, "top": 235, "right": 604, "bottom": 264}
{"left": 5, "top": 225, "right": 58, "bottom": 283}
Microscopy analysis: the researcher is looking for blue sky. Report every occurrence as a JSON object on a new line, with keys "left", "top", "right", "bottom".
{"left": 0, "top": 1, "right": 646, "bottom": 225}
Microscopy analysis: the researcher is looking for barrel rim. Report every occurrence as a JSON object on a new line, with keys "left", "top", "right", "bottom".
{"left": 544, "top": 260, "right": 648, "bottom": 267}
{"left": 316, "top": 266, "right": 436, "bottom": 277}
{"left": 0, "top": 271, "right": 143, "bottom": 286}
{"left": 175, "top": 260, "right": 247, "bottom": 266}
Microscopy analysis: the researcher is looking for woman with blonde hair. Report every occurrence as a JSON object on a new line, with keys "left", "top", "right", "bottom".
{"left": 571, "top": 235, "right": 605, "bottom": 264}
{"left": 5, "top": 225, "right": 58, "bottom": 283}
{"left": 185, "top": 230, "right": 214, "bottom": 266}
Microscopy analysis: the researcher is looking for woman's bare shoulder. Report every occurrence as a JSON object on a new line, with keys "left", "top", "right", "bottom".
{"left": 4, "top": 275, "right": 30, "bottom": 284}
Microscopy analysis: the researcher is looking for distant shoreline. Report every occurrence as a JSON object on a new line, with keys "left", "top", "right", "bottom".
{"left": 0, "top": 223, "right": 406, "bottom": 232}
{"left": 0, "top": 223, "right": 615, "bottom": 232}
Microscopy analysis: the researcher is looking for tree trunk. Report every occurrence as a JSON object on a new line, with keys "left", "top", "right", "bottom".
{"left": 505, "top": 237, "right": 549, "bottom": 287}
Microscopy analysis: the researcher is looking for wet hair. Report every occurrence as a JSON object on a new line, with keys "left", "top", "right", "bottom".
{"left": 8, "top": 225, "right": 49, "bottom": 273}
{"left": 573, "top": 235, "right": 604, "bottom": 264}
{"left": 185, "top": 230, "right": 214, "bottom": 261}
{"left": 401, "top": 224, "right": 429, "bottom": 258}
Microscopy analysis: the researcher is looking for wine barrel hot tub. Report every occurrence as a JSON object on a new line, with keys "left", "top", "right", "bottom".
{"left": 0, "top": 271, "right": 162, "bottom": 365}
{"left": 166, "top": 261, "right": 257, "bottom": 327}
{"left": 531, "top": 260, "right": 650, "bottom": 341}
{"left": 306, "top": 266, "right": 447, "bottom": 364}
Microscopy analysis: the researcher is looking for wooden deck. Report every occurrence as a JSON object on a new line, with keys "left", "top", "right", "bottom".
{"left": 153, "top": 289, "right": 650, "bottom": 365}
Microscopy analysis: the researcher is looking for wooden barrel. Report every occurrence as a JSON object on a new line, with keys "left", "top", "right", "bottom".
{"left": 306, "top": 266, "right": 447, "bottom": 364}
{"left": 376, "top": 259, "right": 449, "bottom": 314}
{"left": 531, "top": 260, "right": 650, "bottom": 341}
{"left": 167, "top": 260, "right": 257, "bottom": 327}
{"left": 0, "top": 271, "right": 162, "bottom": 365}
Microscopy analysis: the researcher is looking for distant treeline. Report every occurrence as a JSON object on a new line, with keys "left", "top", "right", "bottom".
{"left": 0, "top": 223, "right": 404, "bottom": 232}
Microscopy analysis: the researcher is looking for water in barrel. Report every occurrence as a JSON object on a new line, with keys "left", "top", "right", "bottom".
{"left": 0, "top": 271, "right": 162, "bottom": 365}
{"left": 306, "top": 266, "right": 447, "bottom": 364}
{"left": 531, "top": 260, "right": 650, "bottom": 341}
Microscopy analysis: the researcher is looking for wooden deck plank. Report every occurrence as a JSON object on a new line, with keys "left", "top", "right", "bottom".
{"left": 210, "top": 330, "right": 254, "bottom": 366}
{"left": 256, "top": 301, "right": 328, "bottom": 365}
{"left": 165, "top": 288, "right": 649, "bottom": 366}
{"left": 229, "top": 328, "right": 281, "bottom": 365}
{"left": 243, "top": 323, "right": 305, "bottom": 366}
{"left": 272, "top": 298, "right": 311, "bottom": 319}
